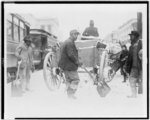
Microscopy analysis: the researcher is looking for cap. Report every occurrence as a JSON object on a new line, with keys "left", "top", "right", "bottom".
{"left": 128, "top": 31, "right": 139, "bottom": 37}
{"left": 70, "top": 29, "right": 80, "bottom": 35}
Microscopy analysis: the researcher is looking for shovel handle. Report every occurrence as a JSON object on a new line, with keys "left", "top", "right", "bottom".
{"left": 15, "top": 60, "right": 22, "bottom": 81}
{"left": 80, "top": 65, "right": 95, "bottom": 81}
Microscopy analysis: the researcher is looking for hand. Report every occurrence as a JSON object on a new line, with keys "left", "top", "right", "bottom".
{"left": 31, "top": 65, "right": 35, "bottom": 73}
{"left": 78, "top": 62, "right": 83, "bottom": 67}
{"left": 17, "top": 56, "right": 22, "bottom": 61}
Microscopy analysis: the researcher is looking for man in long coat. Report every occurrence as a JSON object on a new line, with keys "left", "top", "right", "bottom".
{"left": 126, "top": 31, "right": 142, "bottom": 98}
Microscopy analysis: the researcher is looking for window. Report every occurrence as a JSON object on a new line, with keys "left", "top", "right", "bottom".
{"left": 13, "top": 17, "right": 19, "bottom": 25}
{"left": 13, "top": 24, "right": 19, "bottom": 42}
{"left": 7, "top": 21, "right": 13, "bottom": 40}
{"left": 20, "top": 21, "right": 25, "bottom": 41}
{"left": 7, "top": 14, "right": 12, "bottom": 22}
{"left": 7, "top": 14, "right": 13, "bottom": 41}
{"left": 13, "top": 16, "right": 20, "bottom": 42}
{"left": 20, "top": 28, "right": 25, "bottom": 41}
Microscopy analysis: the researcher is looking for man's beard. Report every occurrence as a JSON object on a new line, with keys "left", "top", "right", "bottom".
{"left": 131, "top": 38, "right": 138, "bottom": 45}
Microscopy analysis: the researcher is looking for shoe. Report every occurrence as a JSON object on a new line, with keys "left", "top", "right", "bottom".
{"left": 68, "top": 95, "right": 77, "bottom": 100}
{"left": 127, "top": 95, "right": 137, "bottom": 98}
{"left": 122, "top": 81, "right": 126, "bottom": 83}
{"left": 26, "top": 88, "right": 32, "bottom": 91}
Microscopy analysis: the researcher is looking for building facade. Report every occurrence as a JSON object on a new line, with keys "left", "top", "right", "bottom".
{"left": 116, "top": 18, "right": 137, "bottom": 44}
{"left": 21, "top": 14, "right": 60, "bottom": 39}
{"left": 104, "top": 18, "right": 137, "bottom": 45}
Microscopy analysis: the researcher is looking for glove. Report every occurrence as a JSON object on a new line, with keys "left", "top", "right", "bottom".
{"left": 75, "top": 60, "right": 82, "bottom": 67}
{"left": 31, "top": 65, "right": 35, "bottom": 73}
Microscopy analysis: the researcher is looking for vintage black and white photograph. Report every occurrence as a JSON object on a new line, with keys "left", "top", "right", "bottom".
{"left": 3, "top": 1, "right": 148, "bottom": 119}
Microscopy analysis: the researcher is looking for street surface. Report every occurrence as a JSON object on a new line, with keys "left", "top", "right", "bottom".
{"left": 5, "top": 68, "right": 147, "bottom": 119}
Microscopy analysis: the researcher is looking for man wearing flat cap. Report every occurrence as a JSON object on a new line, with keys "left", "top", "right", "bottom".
{"left": 126, "top": 31, "right": 142, "bottom": 98}
{"left": 15, "top": 35, "right": 34, "bottom": 93}
{"left": 58, "top": 29, "right": 82, "bottom": 99}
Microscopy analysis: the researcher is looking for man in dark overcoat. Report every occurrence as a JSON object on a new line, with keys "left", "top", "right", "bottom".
{"left": 58, "top": 29, "right": 81, "bottom": 99}
{"left": 126, "top": 31, "right": 142, "bottom": 98}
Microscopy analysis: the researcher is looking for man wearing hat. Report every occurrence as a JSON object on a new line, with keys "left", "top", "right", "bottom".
{"left": 82, "top": 20, "right": 99, "bottom": 37}
{"left": 126, "top": 31, "right": 142, "bottom": 98}
{"left": 58, "top": 29, "right": 82, "bottom": 99}
{"left": 15, "top": 35, "right": 34, "bottom": 93}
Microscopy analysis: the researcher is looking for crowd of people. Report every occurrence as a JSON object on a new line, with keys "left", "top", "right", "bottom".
{"left": 14, "top": 20, "right": 143, "bottom": 99}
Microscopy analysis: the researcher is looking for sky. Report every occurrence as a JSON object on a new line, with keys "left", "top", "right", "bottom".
{"left": 5, "top": 3, "right": 146, "bottom": 40}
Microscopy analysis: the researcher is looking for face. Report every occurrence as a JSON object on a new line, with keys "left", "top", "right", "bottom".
{"left": 90, "top": 20, "right": 94, "bottom": 26}
{"left": 130, "top": 34, "right": 135, "bottom": 40}
{"left": 72, "top": 33, "right": 79, "bottom": 41}
{"left": 25, "top": 40, "right": 31, "bottom": 46}
{"left": 122, "top": 47, "right": 126, "bottom": 50}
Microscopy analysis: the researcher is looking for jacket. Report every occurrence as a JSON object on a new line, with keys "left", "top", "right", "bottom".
{"left": 126, "top": 39, "right": 142, "bottom": 74}
{"left": 15, "top": 42, "right": 34, "bottom": 68}
{"left": 82, "top": 26, "right": 99, "bottom": 37}
{"left": 58, "top": 38, "right": 79, "bottom": 71}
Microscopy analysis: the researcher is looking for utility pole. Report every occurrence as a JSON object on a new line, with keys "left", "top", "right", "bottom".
{"left": 137, "top": 12, "right": 143, "bottom": 94}
{"left": 137, "top": 12, "right": 142, "bottom": 39}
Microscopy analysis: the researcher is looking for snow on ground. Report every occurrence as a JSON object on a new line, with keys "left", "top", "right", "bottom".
{"left": 5, "top": 69, "right": 147, "bottom": 119}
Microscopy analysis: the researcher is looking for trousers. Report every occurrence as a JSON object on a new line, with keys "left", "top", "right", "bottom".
{"left": 64, "top": 71, "right": 80, "bottom": 96}
{"left": 19, "top": 63, "right": 31, "bottom": 91}
{"left": 129, "top": 67, "right": 139, "bottom": 96}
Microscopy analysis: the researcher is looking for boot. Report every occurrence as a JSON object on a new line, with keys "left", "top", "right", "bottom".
{"left": 67, "top": 87, "right": 77, "bottom": 99}
{"left": 122, "top": 76, "right": 127, "bottom": 83}
{"left": 128, "top": 87, "right": 137, "bottom": 98}
{"left": 138, "top": 81, "right": 143, "bottom": 94}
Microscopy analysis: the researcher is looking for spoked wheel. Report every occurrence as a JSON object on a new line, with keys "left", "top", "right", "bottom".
{"left": 99, "top": 50, "right": 112, "bottom": 83}
{"left": 43, "top": 52, "right": 62, "bottom": 91}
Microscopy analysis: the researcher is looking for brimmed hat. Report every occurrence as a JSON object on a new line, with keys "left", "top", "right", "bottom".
{"left": 23, "top": 35, "right": 32, "bottom": 42}
{"left": 70, "top": 29, "right": 80, "bottom": 35}
{"left": 128, "top": 31, "right": 139, "bottom": 37}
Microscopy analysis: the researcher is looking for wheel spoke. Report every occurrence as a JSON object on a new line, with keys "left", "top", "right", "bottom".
{"left": 43, "top": 52, "right": 62, "bottom": 91}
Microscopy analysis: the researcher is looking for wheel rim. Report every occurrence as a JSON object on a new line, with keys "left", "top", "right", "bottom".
{"left": 43, "top": 52, "right": 61, "bottom": 91}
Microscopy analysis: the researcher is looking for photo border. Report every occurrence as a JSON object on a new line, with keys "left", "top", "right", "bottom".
{"left": 1, "top": 1, "right": 149, "bottom": 119}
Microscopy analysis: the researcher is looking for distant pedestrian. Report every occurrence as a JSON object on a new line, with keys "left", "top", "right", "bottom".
{"left": 82, "top": 20, "right": 99, "bottom": 37}
{"left": 126, "top": 31, "right": 142, "bottom": 98}
{"left": 58, "top": 29, "right": 82, "bottom": 99}
{"left": 15, "top": 35, "right": 35, "bottom": 93}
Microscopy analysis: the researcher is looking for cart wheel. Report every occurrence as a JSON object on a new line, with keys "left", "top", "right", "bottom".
{"left": 43, "top": 52, "right": 61, "bottom": 91}
{"left": 99, "top": 50, "right": 112, "bottom": 82}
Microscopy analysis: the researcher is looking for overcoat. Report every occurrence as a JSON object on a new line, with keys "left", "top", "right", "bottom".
{"left": 126, "top": 40, "right": 142, "bottom": 74}
{"left": 15, "top": 42, "right": 34, "bottom": 68}
{"left": 82, "top": 26, "right": 99, "bottom": 37}
{"left": 58, "top": 38, "right": 79, "bottom": 71}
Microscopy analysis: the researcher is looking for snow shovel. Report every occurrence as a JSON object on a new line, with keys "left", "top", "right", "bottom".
{"left": 81, "top": 65, "right": 111, "bottom": 97}
{"left": 11, "top": 60, "right": 22, "bottom": 97}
